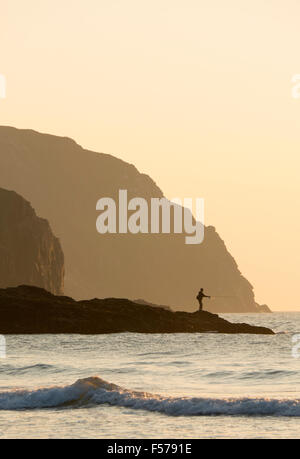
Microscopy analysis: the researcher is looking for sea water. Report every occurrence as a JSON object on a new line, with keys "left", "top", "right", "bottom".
{"left": 0, "top": 312, "right": 300, "bottom": 439}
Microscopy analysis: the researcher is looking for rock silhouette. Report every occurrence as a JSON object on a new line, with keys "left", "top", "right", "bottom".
{"left": 0, "top": 188, "right": 64, "bottom": 294}
{"left": 0, "top": 285, "right": 274, "bottom": 335}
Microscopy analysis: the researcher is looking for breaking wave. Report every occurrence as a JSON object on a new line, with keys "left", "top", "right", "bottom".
{"left": 1, "top": 376, "right": 300, "bottom": 416}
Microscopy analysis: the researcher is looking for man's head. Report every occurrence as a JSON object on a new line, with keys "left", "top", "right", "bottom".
{"left": 200, "top": 288, "right": 203, "bottom": 292}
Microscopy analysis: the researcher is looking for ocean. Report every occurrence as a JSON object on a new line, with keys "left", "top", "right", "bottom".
{"left": 0, "top": 312, "right": 300, "bottom": 439}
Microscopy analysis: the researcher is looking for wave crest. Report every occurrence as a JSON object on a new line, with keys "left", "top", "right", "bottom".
{"left": 1, "top": 376, "right": 300, "bottom": 416}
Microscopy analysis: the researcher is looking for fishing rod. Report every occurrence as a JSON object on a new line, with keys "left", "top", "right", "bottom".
{"left": 210, "top": 296, "right": 237, "bottom": 299}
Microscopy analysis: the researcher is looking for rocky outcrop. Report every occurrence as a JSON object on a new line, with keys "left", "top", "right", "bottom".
{"left": 0, "top": 188, "right": 64, "bottom": 294}
{"left": 0, "top": 126, "right": 266, "bottom": 312}
{"left": 256, "top": 303, "right": 272, "bottom": 313}
{"left": 0, "top": 285, "right": 274, "bottom": 334}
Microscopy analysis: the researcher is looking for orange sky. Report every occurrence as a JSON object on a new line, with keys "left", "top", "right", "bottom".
{"left": 1, "top": 0, "right": 300, "bottom": 310}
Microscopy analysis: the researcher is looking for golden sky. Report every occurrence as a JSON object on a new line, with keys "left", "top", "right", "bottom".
{"left": 1, "top": 0, "right": 300, "bottom": 310}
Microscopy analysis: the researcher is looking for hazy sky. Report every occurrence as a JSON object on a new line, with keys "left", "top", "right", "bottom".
{"left": 1, "top": 0, "right": 300, "bottom": 310}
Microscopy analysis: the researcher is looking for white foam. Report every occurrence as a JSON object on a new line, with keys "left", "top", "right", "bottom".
{"left": 1, "top": 376, "right": 300, "bottom": 416}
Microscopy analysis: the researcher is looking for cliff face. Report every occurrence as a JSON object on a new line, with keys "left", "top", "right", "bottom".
{"left": 0, "top": 187, "right": 64, "bottom": 295}
{"left": 0, "top": 126, "right": 263, "bottom": 312}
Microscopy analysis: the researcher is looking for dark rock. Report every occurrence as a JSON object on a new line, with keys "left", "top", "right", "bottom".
{"left": 0, "top": 285, "right": 274, "bottom": 335}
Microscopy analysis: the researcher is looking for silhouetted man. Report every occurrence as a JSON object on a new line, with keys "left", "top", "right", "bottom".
{"left": 197, "top": 288, "right": 210, "bottom": 311}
